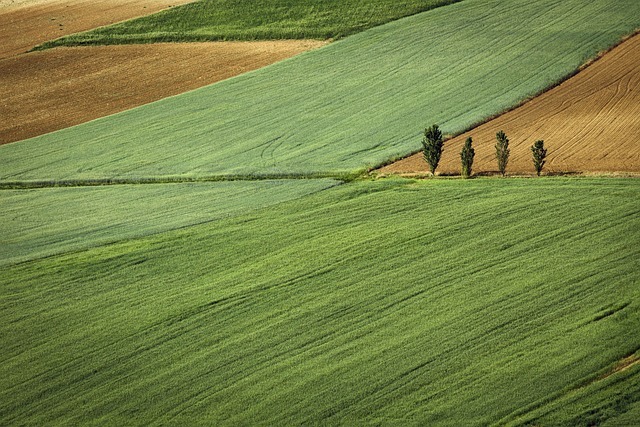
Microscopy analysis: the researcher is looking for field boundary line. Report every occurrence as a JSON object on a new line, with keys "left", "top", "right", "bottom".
{"left": 4, "top": 171, "right": 640, "bottom": 190}
{"left": 0, "top": 172, "right": 362, "bottom": 190}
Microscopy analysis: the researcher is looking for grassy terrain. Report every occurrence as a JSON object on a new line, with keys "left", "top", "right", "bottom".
{"left": 38, "top": 0, "right": 461, "bottom": 47}
{"left": 0, "top": 179, "right": 338, "bottom": 266}
{"left": 4, "top": 0, "right": 640, "bottom": 182}
{"left": 506, "top": 355, "right": 640, "bottom": 426}
{"left": 3, "top": 0, "right": 638, "bottom": 424}
{"left": 1, "top": 178, "right": 639, "bottom": 425}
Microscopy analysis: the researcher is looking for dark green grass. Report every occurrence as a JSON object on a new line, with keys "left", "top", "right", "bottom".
{"left": 4, "top": 0, "right": 639, "bottom": 180}
{"left": 0, "top": 179, "right": 338, "bottom": 266}
{"left": 38, "top": 0, "right": 461, "bottom": 48}
{"left": 601, "top": 395, "right": 640, "bottom": 427}
{"left": 505, "top": 355, "right": 640, "bottom": 426}
{"left": 1, "top": 178, "right": 639, "bottom": 425}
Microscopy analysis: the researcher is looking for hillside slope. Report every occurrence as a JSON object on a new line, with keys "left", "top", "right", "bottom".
{"left": 1, "top": 178, "right": 639, "bottom": 425}
{"left": 2, "top": 0, "right": 454, "bottom": 144}
{"left": 2, "top": 0, "right": 639, "bottom": 181}
{"left": 0, "top": 179, "right": 338, "bottom": 266}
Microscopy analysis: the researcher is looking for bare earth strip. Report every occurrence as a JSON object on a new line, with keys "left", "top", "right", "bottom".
{"left": 0, "top": 41, "right": 326, "bottom": 145}
{"left": 379, "top": 34, "right": 640, "bottom": 175}
{"left": 0, "top": 0, "right": 197, "bottom": 59}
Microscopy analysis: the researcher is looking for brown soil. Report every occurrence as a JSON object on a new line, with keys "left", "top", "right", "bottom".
{"left": 0, "top": 0, "right": 197, "bottom": 59}
{"left": 379, "top": 34, "right": 640, "bottom": 176}
{"left": 0, "top": 41, "right": 326, "bottom": 144}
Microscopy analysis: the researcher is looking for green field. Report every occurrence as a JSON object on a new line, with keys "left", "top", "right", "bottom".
{"left": 1, "top": 178, "right": 639, "bottom": 425}
{"left": 38, "top": 0, "right": 460, "bottom": 47}
{"left": 4, "top": 0, "right": 639, "bottom": 181}
{"left": 3, "top": 0, "right": 639, "bottom": 424}
{"left": 0, "top": 179, "right": 338, "bottom": 266}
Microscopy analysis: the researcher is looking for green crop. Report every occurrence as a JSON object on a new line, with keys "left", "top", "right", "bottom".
{"left": 1, "top": 178, "right": 639, "bottom": 425}
{"left": 3, "top": 0, "right": 639, "bottom": 424}
{"left": 37, "top": 0, "right": 461, "bottom": 47}
{"left": 0, "top": 179, "right": 338, "bottom": 266}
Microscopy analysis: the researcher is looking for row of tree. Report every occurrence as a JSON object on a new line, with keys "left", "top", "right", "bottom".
{"left": 421, "top": 124, "right": 547, "bottom": 178}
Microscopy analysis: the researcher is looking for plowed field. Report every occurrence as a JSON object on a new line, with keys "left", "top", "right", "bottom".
{"left": 379, "top": 34, "right": 640, "bottom": 176}
{"left": 0, "top": 40, "right": 326, "bottom": 145}
{"left": 0, "top": 0, "right": 196, "bottom": 59}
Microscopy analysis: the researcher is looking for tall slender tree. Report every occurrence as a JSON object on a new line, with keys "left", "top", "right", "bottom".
{"left": 531, "top": 139, "right": 547, "bottom": 176}
{"left": 495, "top": 130, "right": 510, "bottom": 176}
{"left": 460, "top": 136, "right": 475, "bottom": 178}
{"left": 422, "top": 124, "right": 444, "bottom": 175}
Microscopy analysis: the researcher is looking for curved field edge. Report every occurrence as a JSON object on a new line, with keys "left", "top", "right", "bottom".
{"left": 35, "top": 0, "right": 462, "bottom": 49}
{"left": 2, "top": 0, "right": 639, "bottom": 182}
{"left": 377, "top": 32, "right": 640, "bottom": 176}
{"left": 1, "top": 178, "right": 638, "bottom": 425}
{"left": 0, "top": 179, "right": 339, "bottom": 266}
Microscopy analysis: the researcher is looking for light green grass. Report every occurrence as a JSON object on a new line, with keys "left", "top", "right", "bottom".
{"left": 1, "top": 178, "right": 639, "bottom": 425}
{"left": 0, "top": 179, "right": 338, "bottom": 266}
{"left": 37, "top": 0, "right": 461, "bottom": 47}
{"left": 3, "top": 0, "right": 639, "bottom": 180}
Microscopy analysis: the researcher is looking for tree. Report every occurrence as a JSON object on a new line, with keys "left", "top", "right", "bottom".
{"left": 531, "top": 139, "right": 547, "bottom": 176}
{"left": 460, "top": 136, "right": 475, "bottom": 178}
{"left": 495, "top": 130, "right": 510, "bottom": 176}
{"left": 422, "top": 124, "right": 444, "bottom": 175}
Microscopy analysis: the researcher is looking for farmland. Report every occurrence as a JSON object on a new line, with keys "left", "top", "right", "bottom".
{"left": 3, "top": 0, "right": 639, "bottom": 182}
{"left": 38, "top": 0, "right": 461, "bottom": 47}
{"left": 0, "top": 179, "right": 338, "bottom": 266}
{"left": 0, "top": 40, "right": 325, "bottom": 144}
{"left": 0, "top": 0, "right": 326, "bottom": 144}
{"left": 1, "top": 178, "right": 639, "bottom": 425}
{"left": 380, "top": 33, "right": 640, "bottom": 176}
{"left": 0, "top": 0, "right": 196, "bottom": 58}
{"left": 2, "top": 0, "right": 460, "bottom": 144}
{"left": 2, "top": 0, "right": 640, "bottom": 424}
